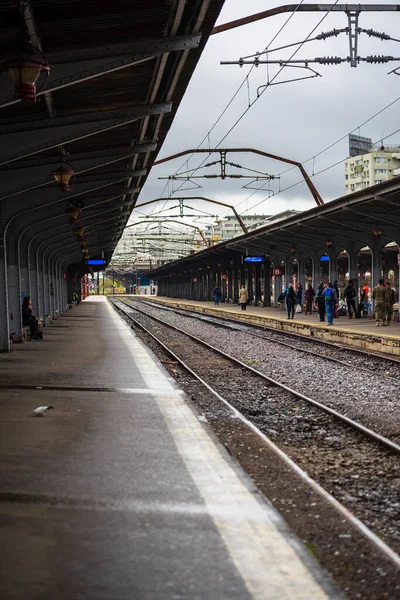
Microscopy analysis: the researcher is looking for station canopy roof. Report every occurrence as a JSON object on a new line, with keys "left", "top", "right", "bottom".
{"left": 0, "top": 0, "right": 225, "bottom": 273}
{"left": 146, "top": 177, "right": 400, "bottom": 275}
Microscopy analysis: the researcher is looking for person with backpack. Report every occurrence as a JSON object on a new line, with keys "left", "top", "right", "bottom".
{"left": 323, "top": 282, "right": 337, "bottom": 326}
{"left": 343, "top": 279, "right": 357, "bottom": 319}
{"left": 285, "top": 284, "right": 296, "bottom": 319}
{"left": 315, "top": 282, "right": 326, "bottom": 322}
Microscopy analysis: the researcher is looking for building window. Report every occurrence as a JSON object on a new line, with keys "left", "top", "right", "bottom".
{"left": 345, "top": 174, "right": 348, "bottom": 179}
{"left": 375, "top": 169, "right": 388, "bottom": 174}
{"left": 375, "top": 157, "right": 387, "bottom": 163}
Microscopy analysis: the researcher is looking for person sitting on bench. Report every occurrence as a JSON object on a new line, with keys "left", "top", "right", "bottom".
{"left": 22, "top": 297, "right": 42, "bottom": 340}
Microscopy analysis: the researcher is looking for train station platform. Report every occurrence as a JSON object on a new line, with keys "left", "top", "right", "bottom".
{"left": 143, "top": 296, "right": 400, "bottom": 357}
{"left": 0, "top": 296, "right": 335, "bottom": 600}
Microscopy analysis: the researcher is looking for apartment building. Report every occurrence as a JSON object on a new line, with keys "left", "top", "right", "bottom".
{"left": 344, "top": 146, "right": 400, "bottom": 195}
{"left": 204, "top": 211, "right": 300, "bottom": 245}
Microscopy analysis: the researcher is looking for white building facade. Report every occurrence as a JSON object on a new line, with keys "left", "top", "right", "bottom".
{"left": 345, "top": 146, "right": 400, "bottom": 195}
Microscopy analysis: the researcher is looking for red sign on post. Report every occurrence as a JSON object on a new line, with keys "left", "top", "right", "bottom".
{"left": 274, "top": 268, "right": 282, "bottom": 276}
{"left": 222, "top": 274, "right": 227, "bottom": 280}
{"left": 193, "top": 278, "right": 197, "bottom": 283}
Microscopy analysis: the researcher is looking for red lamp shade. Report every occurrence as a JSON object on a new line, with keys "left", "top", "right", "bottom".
{"left": 66, "top": 206, "right": 81, "bottom": 224}
{"left": 52, "top": 165, "right": 75, "bottom": 191}
{"left": 3, "top": 42, "right": 50, "bottom": 103}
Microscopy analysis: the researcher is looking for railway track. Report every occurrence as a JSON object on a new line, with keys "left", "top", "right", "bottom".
{"left": 111, "top": 297, "right": 400, "bottom": 572}
{"left": 121, "top": 297, "right": 400, "bottom": 445}
{"left": 136, "top": 298, "right": 400, "bottom": 377}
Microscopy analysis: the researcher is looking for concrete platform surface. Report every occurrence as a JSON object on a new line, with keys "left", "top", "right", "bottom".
{"left": 141, "top": 296, "right": 400, "bottom": 357}
{"left": 0, "top": 297, "right": 335, "bottom": 600}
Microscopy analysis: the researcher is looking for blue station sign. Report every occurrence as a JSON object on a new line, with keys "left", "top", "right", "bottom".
{"left": 88, "top": 259, "right": 106, "bottom": 265}
{"left": 244, "top": 256, "right": 263, "bottom": 263}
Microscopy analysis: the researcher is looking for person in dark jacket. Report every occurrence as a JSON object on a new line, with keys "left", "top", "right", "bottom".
{"left": 22, "top": 297, "right": 41, "bottom": 340}
{"left": 213, "top": 285, "right": 221, "bottom": 306}
{"left": 285, "top": 285, "right": 296, "bottom": 319}
{"left": 315, "top": 282, "right": 326, "bottom": 322}
{"left": 304, "top": 284, "right": 315, "bottom": 315}
{"left": 343, "top": 279, "right": 357, "bottom": 318}
{"left": 295, "top": 283, "right": 303, "bottom": 310}
{"left": 333, "top": 280, "right": 340, "bottom": 317}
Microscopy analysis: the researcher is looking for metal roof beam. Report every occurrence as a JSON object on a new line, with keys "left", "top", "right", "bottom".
{"left": 0, "top": 105, "right": 171, "bottom": 165}
{"left": 0, "top": 35, "right": 201, "bottom": 110}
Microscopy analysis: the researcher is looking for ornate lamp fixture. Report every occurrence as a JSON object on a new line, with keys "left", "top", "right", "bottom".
{"left": 52, "top": 164, "right": 75, "bottom": 191}
{"left": 264, "top": 252, "right": 271, "bottom": 259}
{"left": 51, "top": 148, "right": 76, "bottom": 191}
{"left": 290, "top": 245, "right": 297, "bottom": 254}
{"left": 325, "top": 239, "right": 333, "bottom": 248}
{"left": 372, "top": 226, "right": 383, "bottom": 237}
{"left": 1, "top": 40, "right": 50, "bottom": 103}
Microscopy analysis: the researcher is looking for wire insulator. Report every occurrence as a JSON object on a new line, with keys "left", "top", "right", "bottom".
{"left": 314, "top": 56, "right": 343, "bottom": 65}
{"left": 365, "top": 55, "right": 393, "bottom": 63}
{"left": 316, "top": 28, "right": 347, "bottom": 40}
{"left": 358, "top": 28, "right": 391, "bottom": 41}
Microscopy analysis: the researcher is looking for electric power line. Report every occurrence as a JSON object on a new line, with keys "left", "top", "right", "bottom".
{"left": 152, "top": 1, "right": 307, "bottom": 210}
{"left": 241, "top": 125, "right": 400, "bottom": 215}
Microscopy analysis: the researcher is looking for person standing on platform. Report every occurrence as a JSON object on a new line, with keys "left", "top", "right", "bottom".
{"left": 343, "top": 279, "right": 357, "bottom": 319}
{"left": 315, "top": 282, "right": 326, "bottom": 322}
{"left": 323, "top": 282, "right": 337, "bottom": 326}
{"left": 384, "top": 282, "right": 396, "bottom": 326}
{"left": 295, "top": 283, "right": 303, "bottom": 312}
{"left": 372, "top": 279, "right": 387, "bottom": 326}
{"left": 213, "top": 285, "right": 221, "bottom": 307}
{"left": 333, "top": 280, "right": 340, "bottom": 317}
{"left": 239, "top": 285, "right": 248, "bottom": 311}
{"left": 285, "top": 284, "right": 296, "bottom": 319}
{"left": 304, "top": 284, "right": 315, "bottom": 315}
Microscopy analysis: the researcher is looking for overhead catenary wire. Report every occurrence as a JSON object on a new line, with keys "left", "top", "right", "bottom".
{"left": 241, "top": 126, "right": 400, "bottom": 215}
{"left": 181, "top": 0, "right": 340, "bottom": 188}
{"left": 230, "top": 91, "right": 400, "bottom": 215}
{"left": 154, "top": 0, "right": 307, "bottom": 205}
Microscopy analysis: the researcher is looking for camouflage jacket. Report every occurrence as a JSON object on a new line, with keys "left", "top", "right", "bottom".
{"left": 386, "top": 287, "right": 396, "bottom": 307}
{"left": 372, "top": 285, "right": 387, "bottom": 307}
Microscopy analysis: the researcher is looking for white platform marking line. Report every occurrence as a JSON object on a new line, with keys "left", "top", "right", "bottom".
{"left": 157, "top": 395, "right": 328, "bottom": 600}
{"left": 108, "top": 299, "right": 328, "bottom": 600}
{"left": 105, "top": 299, "right": 178, "bottom": 392}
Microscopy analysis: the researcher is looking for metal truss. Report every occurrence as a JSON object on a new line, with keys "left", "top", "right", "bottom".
{"left": 154, "top": 148, "right": 323, "bottom": 206}
{"left": 220, "top": 5, "right": 400, "bottom": 73}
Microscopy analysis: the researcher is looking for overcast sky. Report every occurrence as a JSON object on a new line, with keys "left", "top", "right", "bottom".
{"left": 131, "top": 0, "right": 400, "bottom": 230}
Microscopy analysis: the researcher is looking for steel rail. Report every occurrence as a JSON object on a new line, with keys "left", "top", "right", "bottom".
{"left": 111, "top": 298, "right": 400, "bottom": 569}
{"left": 138, "top": 298, "right": 400, "bottom": 367}
{"left": 115, "top": 298, "right": 400, "bottom": 454}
